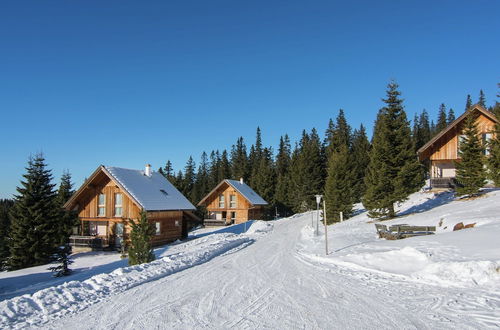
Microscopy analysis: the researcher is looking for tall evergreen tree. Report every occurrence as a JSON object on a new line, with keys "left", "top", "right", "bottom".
{"left": 183, "top": 156, "right": 196, "bottom": 202}
{"left": 363, "top": 82, "right": 424, "bottom": 219}
{"left": 192, "top": 152, "right": 210, "bottom": 204}
{"left": 351, "top": 124, "right": 371, "bottom": 201}
{"left": 56, "top": 171, "right": 78, "bottom": 245}
{"left": 486, "top": 85, "right": 500, "bottom": 186}
{"left": 465, "top": 94, "right": 473, "bottom": 111}
{"left": 324, "top": 144, "right": 353, "bottom": 223}
{"left": 208, "top": 151, "right": 221, "bottom": 188}
{"left": 447, "top": 108, "right": 456, "bottom": 124}
{"left": 0, "top": 199, "right": 14, "bottom": 270}
{"left": 478, "top": 89, "right": 486, "bottom": 108}
{"left": 249, "top": 127, "right": 264, "bottom": 187}
{"left": 275, "top": 135, "right": 292, "bottom": 216}
{"left": 252, "top": 148, "right": 276, "bottom": 218}
{"left": 436, "top": 103, "right": 448, "bottom": 132}
{"left": 325, "top": 109, "right": 351, "bottom": 157}
{"left": 9, "top": 154, "right": 61, "bottom": 270}
{"left": 161, "top": 160, "right": 175, "bottom": 182}
{"left": 230, "top": 137, "right": 248, "bottom": 181}
{"left": 455, "top": 112, "right": 486, "bottom": 196}
{"left": 414, "top": 109, "right": 431, "bottom": 150}
{"left": 128, "top": 210, "right": 155, "bottom": 266}
{"left": 218, "top": 150, "right": 231, "bottom": 183}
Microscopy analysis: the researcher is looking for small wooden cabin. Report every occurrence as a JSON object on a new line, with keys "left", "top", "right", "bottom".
{"left": 64, "top": 165, "right": 198, "bottom": 251}
{"left": 198, "top": 179, "right": 268, "bottom": 226}
{"left": 418, "top": 104, "right": 498, "bottom": 189}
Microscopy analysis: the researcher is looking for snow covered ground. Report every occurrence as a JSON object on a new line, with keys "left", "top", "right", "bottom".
{"left": 1, "top": 189, "right": 499, "bottom": 329}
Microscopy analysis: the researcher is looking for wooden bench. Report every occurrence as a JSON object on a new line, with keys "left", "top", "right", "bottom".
{"left": 375, "top": 223, "right": 436, "bottom": 240}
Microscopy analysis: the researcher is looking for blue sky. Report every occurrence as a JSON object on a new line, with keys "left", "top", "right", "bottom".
{"left": 1, "top": 1, "right": 499, "bottom": 198}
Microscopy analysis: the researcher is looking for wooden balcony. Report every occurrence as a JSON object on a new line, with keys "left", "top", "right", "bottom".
{"left": 430, "top": 177, "right": 460, "bottom": 189}
{"left": 69, "top": 235, "right": 109, "bottom": 249}
{"left": 203, "top": 219, "right": 229, "bottom": 227}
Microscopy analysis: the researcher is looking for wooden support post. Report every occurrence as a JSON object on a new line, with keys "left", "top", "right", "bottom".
{"left": 323, "top": 200, "right": 328, "bottom": 255}
{"left": 340, "top": 211, "right": 343, "bottom": 222}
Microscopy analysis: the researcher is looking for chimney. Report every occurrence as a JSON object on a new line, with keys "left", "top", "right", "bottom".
{"left": 145, "top": 164, "right": 152, "bottom": 177}
{"left": 240, "top": 177, "right": 244, "bottom": 184}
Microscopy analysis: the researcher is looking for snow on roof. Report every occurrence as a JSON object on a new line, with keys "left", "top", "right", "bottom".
{"left": 225, "top": 179, "right": 268, "bottom": 205}
{"left": 105, "top": 166, "right": 195, "bottom": 211}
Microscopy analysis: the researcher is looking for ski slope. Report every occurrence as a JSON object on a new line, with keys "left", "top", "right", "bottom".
{"left": 1, "top": 190, "right": 500, "bottom": 329}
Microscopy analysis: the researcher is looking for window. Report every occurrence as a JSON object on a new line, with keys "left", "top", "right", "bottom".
{"left": 218, "top": 194, "right": 225, "bottom": 208}
{"left": 114, "top": 193, "right": 123, "bottom": 217}
{"left": 98, "top": 194, "right": 106, "bottom": 216}
{"left": 155, "top": 222, "right": 161, "bottom": 235}
{"left": 231, "top": 212, "right": 236, "bottom": 221}
{"left": 229, "top": 195, "right": 236, "bottom": 208}
{"left": 483, "top": 133, "right": 493, "bottom": 155}
{"left": 457, "top": 135, "right": 466, "bottom": 154}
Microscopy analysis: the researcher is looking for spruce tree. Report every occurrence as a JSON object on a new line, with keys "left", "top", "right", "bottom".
{"left": 436, "top": 103, "right": 448, "bottom": 132}
{"left": 161, "top": 160, "right": 175, "bottom": 183}
{"left": 128, "top": 210, "right": 155, "bottom": 266}
{"left": 447, "top": 108, "right": 455, "bottom": 124}
{"left": 208, "top": 151, "right": 221, "bottom": 188}
{"left": 0, "top": 199, "right": 14, "bottom": 270}
{"left": 478, "top": 89, "right": 486, "bottom": 108}
{"left": 48, "top": 244, "right": 73, "bottom": 277}
{"left": 252, "top": 148, "right": 276, "bottom": 218}
{"left": 465, "top": 94, "right": 473, "bottom": 111}
{"left": 487, "top": 87, "right": 500, "bottom": 185}
{"left": 192, "top": 152, "right": 209, "bottom": 204}
{"left": 414, "top": 109, "right": 431, "bottom": 149}
{"left": 182, "top": 156, "right": 196, "bottom": 200}
{"left": 363, "top": 82, "right": 424, "bottom": 219}
{"left": 9, "top": 154, "right": 61, "bottom": 270}
{"left": 56, "top": 171, "right": 78, "bottom": 243}
{"left": 324, "top": 144, "right": 353, "bottom": 223}
{"left": 351, "top": 124, "right": 370, "bottom": 201}
{"left": 249, "top": 127, "right": 263, "bottom": 187}
{"left": 275, "top": 135, "right": 292, "bottom": 216}
{"left": 218, "top": 150, "right": 231, "bottom": 182}
{"left": 455, "top": 112, "right": 486, "bottom": 196}
{"left": 230, "top": 137, "right": 248, "bottom": 181}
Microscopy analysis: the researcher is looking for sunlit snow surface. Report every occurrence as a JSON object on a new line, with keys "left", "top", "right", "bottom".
{"left": 1, "top": 190, "right": 499, "bottom": 329}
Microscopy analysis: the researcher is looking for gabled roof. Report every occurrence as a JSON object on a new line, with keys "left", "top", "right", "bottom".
{"left": 64, "top": 165, "right": 195, "bottom": 211}
{"left": 417, "top": 104, "right": 498, "bottom": 159}
{"left": 198, "top": 179, "right": 268, "bottom": 206}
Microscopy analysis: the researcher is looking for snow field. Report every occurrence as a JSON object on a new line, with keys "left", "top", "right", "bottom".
{"left": 0, "top": 221, "right": 274, "bottom": 329}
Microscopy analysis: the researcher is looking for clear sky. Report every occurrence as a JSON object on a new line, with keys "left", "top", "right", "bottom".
{"left": 1, "top": 1, "right": 499, "bottom": 198}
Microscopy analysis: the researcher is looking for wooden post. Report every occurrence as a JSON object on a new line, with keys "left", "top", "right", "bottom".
{"left": 323, "top": 200, "right": 328, "bottom": 255}
{"left": 340, "top": 211, "right": 343, "bottom": 222}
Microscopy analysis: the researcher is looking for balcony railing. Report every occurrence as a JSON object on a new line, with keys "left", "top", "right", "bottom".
{"left": 69, "top": 236, "right": 109, "bottom": 249}
{"left": 430, "top": 177, "right": 461, "bottom": 189}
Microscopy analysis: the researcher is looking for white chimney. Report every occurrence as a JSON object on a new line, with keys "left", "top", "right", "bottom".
{"left": 145, "top": 164, "right": 152, "bottom": 177}
{"left": 240, "top": 177, "right": 244, "bottom": 184}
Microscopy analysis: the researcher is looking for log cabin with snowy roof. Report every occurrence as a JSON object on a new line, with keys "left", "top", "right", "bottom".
{"left": 418, "top": 104, "right": 498, "bottom": 189}
{"left": 64, "top": 164, "right": 198, "bottom": 251}
{"left": 198, "top": 179, "right": 268, "bottom": 226}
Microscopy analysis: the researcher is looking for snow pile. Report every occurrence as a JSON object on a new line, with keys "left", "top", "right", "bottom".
{"left": 0, "top": 233, "right": 252, "bottom": 329}
{"left": 244, "top": 220, "right": 273, "bottom": 235}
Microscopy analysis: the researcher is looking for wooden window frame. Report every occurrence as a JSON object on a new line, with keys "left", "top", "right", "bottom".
{"left": 219, "top": 194, "right": 225, "bottom": 208}
{"left": 229, "top": 195, "right": 237, "bottom": 208}
{"left": 155, "top": 221, "right": 161, "bottom": 235}
{"left": 114, "top": 193, "right": 123, "bottom": 217}
{"left": 98, "top": 194, "right": 106, "bottom": 217}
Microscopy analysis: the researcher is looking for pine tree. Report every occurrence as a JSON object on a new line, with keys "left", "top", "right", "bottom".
{"left": 128, "top": 210, "right": 155, "bottom": 266}
{"left": 56, "top": 171, "right": 78, "bottom": 243}
{"left": 455, "top": 112, "right": 486, "bottom": 196}
{"left": 252, "top": 148, "right": 276, "bottom": 218}
{"left": 48, "top": 244, "right": 73, "bottom": 277}
{"left": 414, "top": 109, "right": 431, "bottom": 150}
{"left": 486, "top": 85, "right": 500, "bottom": 186}
{"left": 8, "top": 154, "right": 61, "bottom": 270}
{"left": 160, "top": 160, "right": 175, "bottom": 182}
{"left": 447, "top": 108, "right": 455, "bottom": 124}
{"left": 351, "top": 124, "right": 370, "bottom": 201}
{"left": 192, "top": 152, "right": 210, "bottom": 204}
{"left": 363, "top": 81, "right": 424, "bottom": 219}
{"left": 478, "top": 89, "right": 486, "bottom": 108}
{"left": 218, "top": 150, "right": 231, "bottom": 182}
{"left": 465, "top": 94, "right": 473, "bottom": 111}
{"left": 324, "top": 144, "right": 353, "bottom": 223}
{"left": 275, "top": 135, "right": 292, "bottom": 216}
{"left": 0, "top": 199, "right": 14, "bottom": 270}
{"left": 249, "top": 127, "right": 263, "bottom": 187}
{"left": 208, "top": 151, "right": 221, "bottom": 188}
{"left": 436, "top": 103, "right": 448, "bottom": 132}
{"left": 325, "top": 109, "right": 351, "bottom": 157}
{"left": 230, "top": 137, "right": 248, "bottom": 181}
{"left": 182, "top": 156, "right": 196, "bottom": 201}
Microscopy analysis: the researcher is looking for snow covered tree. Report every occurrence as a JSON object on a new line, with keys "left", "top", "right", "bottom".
{"left": 363, "top": 82, "right": 424, "bottom": 219}
{"left": 455, "top": 112, "right": 486, "bottom": 196}
{"left": 324, "top": 144, "right": 353, "bottom": 223}
{"left": 0, "top": 199, "right": 14, "bottom": 270}
{"left": 128, "top": 210, "right": 155, "bottom": 266}
{"left": 48, "top": 244, "right": 73, "bottom": 277}
{"left": 8, "top": 154, "right": 61, "bottom": 270}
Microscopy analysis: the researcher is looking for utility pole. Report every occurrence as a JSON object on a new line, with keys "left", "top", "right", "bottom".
{"left": 315, "top": 195, "right": 322, "bottom": 236}
{"left": 323, "top": 200, "right": 328, "bottom": 255}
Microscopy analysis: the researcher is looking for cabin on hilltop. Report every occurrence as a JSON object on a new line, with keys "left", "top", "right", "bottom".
{"left": 198, "top": 179, "right": 268, "bottom": 226}
{"left": 418, "top": 104, "right": 498, "bottom": 189}
{"left": 64, "top": 164, "right": 199, "bottom": 251}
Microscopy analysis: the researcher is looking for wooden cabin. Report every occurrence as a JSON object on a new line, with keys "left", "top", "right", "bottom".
{"left": 198, "top": 179, "right": 268, "bottom": 226}
{"left": 64, "top": 164, "right": 198, "bottom": 251}
{"left": 418, "top": 104, "right": 498, "bottom": 189}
